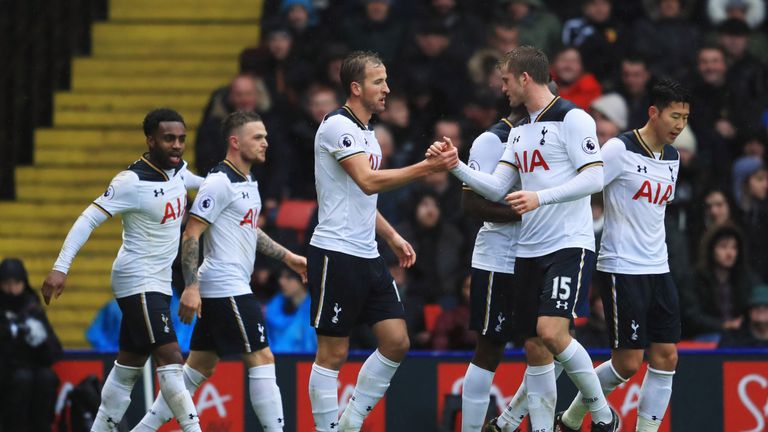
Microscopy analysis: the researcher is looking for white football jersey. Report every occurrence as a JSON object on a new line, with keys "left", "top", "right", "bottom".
{"left": 598, "top": 131, "right": 679, "bottom": 274}
{"left": 310, "top": 106, "right": 382, "bottom": 259}
{"left": 466, "top": 118, "right": 521, "bottom": 274}
{"left": 499, "top": 97, "right": 603, "bottom": 258}
{"left": 190, "top": 160, "right": 262, "bottom": 298}
{"left": 92, "top": 156, "right": 192, "bottom": 298}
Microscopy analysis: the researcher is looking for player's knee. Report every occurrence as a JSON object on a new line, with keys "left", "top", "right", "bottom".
{"left": 472, "top": 338, "right": 505, "bottom": 371}
{"left": 649, "top": 346, "right": 678, "bottom": 371}
{"left": 536, "top": 326, "right": 562, "bottom": 353}
{"left": 252, "top": 348, "right": 275, "bottom": 365}
{"left": 381, "top": 333, "right": 410, "bottom": 360}
{"left": 614, "top": 356, "right": 642, "bottom": 378}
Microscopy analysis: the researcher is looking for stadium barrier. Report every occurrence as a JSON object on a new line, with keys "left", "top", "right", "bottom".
{"left": 54, "top": 349, "right": 768, "bottom": 431}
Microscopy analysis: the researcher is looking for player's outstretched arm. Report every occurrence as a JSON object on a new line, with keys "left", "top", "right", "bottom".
{"left": 256, "top": 228, "right": 308, "bottom": 283}
{"left": 179, "top": 218, "right": 207, "bottom": 323}
{"left": 427, "top": 137, "right": 519, "bottom": 203}
{"left": 376, "top": 210, "right": 416, "bottom": 268}
{"left": 43, "top": 205, "right": 109, "bottom": 305}
{"left": 506, "top": 165, "right": 604, "bottom": 214}
{"left": 340, "top": 146, "right": 458, "bottom": 195}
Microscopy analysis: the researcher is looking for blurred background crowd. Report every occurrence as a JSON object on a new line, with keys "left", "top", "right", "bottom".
{"left": 5, "top": 0, "right": 768, "bottom": 357}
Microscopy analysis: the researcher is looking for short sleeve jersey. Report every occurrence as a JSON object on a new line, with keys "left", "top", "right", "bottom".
{"left": 92, "top": 156, "right": 189, "bottom": 298}
{"left": 310, "top": 106, "right": 382, "bottom": 259}
{"left": 189, "top": 161, "right": 262, "bottom": 298}
{"left": 499, "top": 97, "right": 603, "bottom": 257}
{"left": 598, "top": 131, "right": 680, "bottom": 274}
{"left": 466, "top": 118, "right": 521, "bottom": 274}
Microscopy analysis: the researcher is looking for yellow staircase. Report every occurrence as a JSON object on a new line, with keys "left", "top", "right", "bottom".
{"left": 0, "top": 0, "right": 262, "bottom": 348}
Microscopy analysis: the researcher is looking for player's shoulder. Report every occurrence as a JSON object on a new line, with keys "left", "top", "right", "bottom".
{"left": 127, "top": 156, "right": 173, "bottom": 182}
{"left": 615, "top": 130, "right": 650, "bottom": 157}
{"left": 208, "top": 160, "right": 248, "bottom": 184}
{"left": 321, "top": 106, "right": 370, "bottom": 133}
{"left": 538, "top": 97, "right": 581, "bottom": 123}
{"left": 661, "top": 144, "right": 679, "bottom": 161}
{"left": 486, "top": 118, "right": 514, "bottom": 142}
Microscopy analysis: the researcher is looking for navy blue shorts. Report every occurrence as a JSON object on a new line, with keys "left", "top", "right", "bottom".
{"left": 117, "top": 292, "right": 178, "bottom": 355}
{"left": 308, "top": 245, "right": 404, "bottom": 337}
{"left": 468, "top": 268, "right": 516, "bottom": 343}
{"left": 190, "top": 294, "right": 269, "bottom": 356}
{"left": 512, "top": 248, "right": 595, "bottom": 342}
{"left": 597, "top": 271, "right": 681, "bottom": 349}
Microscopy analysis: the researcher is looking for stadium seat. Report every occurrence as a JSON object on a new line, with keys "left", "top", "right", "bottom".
{"left": 275, "top": 199, "right": 317, "bottom": 244}
{"left": 423, "top": 304, "right": 444, "bottom": 332}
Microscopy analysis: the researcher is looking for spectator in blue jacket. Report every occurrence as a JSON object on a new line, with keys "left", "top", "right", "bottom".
{"left": 266, "top": 268, "right": 316, "bottom": 353}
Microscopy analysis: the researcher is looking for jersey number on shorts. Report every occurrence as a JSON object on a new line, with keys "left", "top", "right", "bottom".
{"left": 551, "top": 276, "right": 572, "bottom": 300}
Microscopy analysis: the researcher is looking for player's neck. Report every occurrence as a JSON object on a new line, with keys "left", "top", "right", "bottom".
{"left": 344, "top": 99, "right": 372, "bottom": 125}
{"left": 225, "top": 153, "right": 252, "bottom": 178}
{"left": 636, "top": 124, "right": 665, "bottom": 153}
{"left": 525, "top": 86, "right": 556, "bottom": 114}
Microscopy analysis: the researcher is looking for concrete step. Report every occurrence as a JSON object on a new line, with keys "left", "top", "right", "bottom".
{"left": 71, "top": 75, "right": 227, "bottom": 94}
{"left": 16, "top": 184, "right": 120, "bottom": 204}
{"left": 17, "top": 256, "right": 115, "bottom": 275}
{"left": 50, "top": 325, "right": 89, "bottom": 348}
{"left": 16, "top": 167, "right": 121, "bottom": 185}
{"left": 0, "top": 203, "right": 89, "bottom": 219}
{"left": 92, "top": 42, "right": 246, "bottom": 58}
{"left": 35, "top": 128, "right": 198, "bottom": 148}
{"left": 54, "top": 108, "right": 202, "bottom": 128}
{"left": 92, "top": 23, "right": 259, "bottom": 44}
{"left": 47, "top": 292, "right": 114, "bottom": 310}
{"left": 35, "top": 147, "right": 154, "bottom": 165}
{"left": 0, "top": 237, "right": 121, "bottom": 256}
{"left": 55, "top": 92, "right": 211, "bottom": 113}
{"left": 0, "top": 217, "right": 123, "bottom": 238}
{"left": 109, "top": 0, "right": 262, "bottom": 21}
{"left": 71, "top": 58, "right": 237, "bottom": 78}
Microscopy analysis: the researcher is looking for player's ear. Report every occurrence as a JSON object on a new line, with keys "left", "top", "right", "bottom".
{"left": 228, "top": 135, "right": 239, "bottom": 151}
{"left": 351, "top": 81, "right": 362, "bottom": 97}
{"left": 648, "top": 105, "right": 659, "bottom": 119}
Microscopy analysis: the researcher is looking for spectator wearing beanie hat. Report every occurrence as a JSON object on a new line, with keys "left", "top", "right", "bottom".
{"left": 731, "top": 156, "right": 768, "bottom": 279}
{"left": 720, "top": 284, "right": 768, "bottom": 347}
{"left": 589, "top": 92, "right": 627, "bottom": 145}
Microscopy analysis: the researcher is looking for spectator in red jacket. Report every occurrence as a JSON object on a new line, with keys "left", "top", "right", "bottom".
{"left": 551, "top": 46, "right": 602, "bottom": 110}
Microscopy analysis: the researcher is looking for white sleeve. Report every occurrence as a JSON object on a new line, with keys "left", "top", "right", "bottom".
{"left": 92, "top": 171, "right": 139, "bottom": 217}
{"left": 182, "top": 167, "right": 204, "bottom": 190}
{"left": 601, "top": 138, "right": 626, "bottom": 186}
{"left": 52, "top": 205, "right": 109, "bottom": 274}
{"left": 189, "top": 175, "right": 232, "bottom": 225}
{"left": 467, "top": 132, "right": 505, "bottom": 175}
{"left": 563, "top": 109, "right": 603, "bottom": 172}
{"left": 451, "top": 160, "right": 520, "bottom": 203}
{"left": 318, "top": 117, "right": 367, "bottom": 162}
{"left": 537, "top": 165, "right": 604, "bottom": 205}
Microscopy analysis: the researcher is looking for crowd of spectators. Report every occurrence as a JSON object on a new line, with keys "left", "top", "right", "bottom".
{"left": 107, "top": 0, "right": 768, "bottom": 351}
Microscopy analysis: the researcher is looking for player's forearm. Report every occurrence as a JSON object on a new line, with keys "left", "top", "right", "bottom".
{"left": 461, "top": 190, "right": 520, "bottom": 223}
{"left": 375, "top": 210, "right": 398, "bottom": 242}
{"left": 359, "top": 161, "right": 433, "bottom": 194}
{"left": 181, "top": 233, "right": 200, "bottom": 286}
{"left": 451, "top": 162, "right": 513, "bottom": 202}
{"left": 256, "top": 228, "right": 288, "bottom": 261}
{"left": 53, "top": 206, "right": 107, "bottom": 274}
{"left": 537, "top": 165, "right": 604, "bottom": 205}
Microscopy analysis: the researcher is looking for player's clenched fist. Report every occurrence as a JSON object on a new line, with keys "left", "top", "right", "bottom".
{"left": 425, "top": 136, "right": 459, "bottom": 171}
{"left": 505, "top": 190, "right": 540, "bottom": 214}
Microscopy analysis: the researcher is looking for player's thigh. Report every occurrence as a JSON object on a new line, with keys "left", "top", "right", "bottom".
{"left": 316, "top": 335, "right": 350, "bottom": 370}
{"left": 363, "top": 256, "right": 406, "bottom": 329}
{"left": 117, "top": 292, "right": 177, "bottom": 359}
{"left": 511, "top": 257, "right": 544, "bottom": 346}
{"left": 243, "top": 346, "right": 275, "bottom": 368}
{"left": 647, "top": 273, "right": 681, "bottom": 345}
{"left": 539, "top": 248, "right": 596, "bottom": 320}
{"left": 599, "top": 272, "right": 654, "bottom": 350}
{"left": 187, "top": 350, "right": 220, "bottom": 378}
{"left": 468, "top": 269, "right": 516, "bottom": 344}
{"left": 308, "top": 246, "right": 370, "bottom": 337}
{"left": 194, "top": 295, "right": 270, "bottom": 357}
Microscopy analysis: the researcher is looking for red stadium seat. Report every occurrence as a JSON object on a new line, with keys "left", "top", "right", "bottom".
{"left": 275, "top": 199, "right": 317, "bottom": 243}
{"left": 423, "top": 304, "right": 443, "bottom": 332}
{"left": 677, "top": 340, "right": 717, "bottom": 350}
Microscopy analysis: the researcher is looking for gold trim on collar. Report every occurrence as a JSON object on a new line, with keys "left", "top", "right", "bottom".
{"left": 223, "top": 159, "right": 249, "bottom": 180}
{"left": 534, "top": 96, "right": 560, "bottom": 123}
{"left": 342, "top": 105, "right": 368, "bottom": 130}
{"left": 501, "top": 118, "right": 514, "bottom": 128}
{"left": 141, "top": 156, "right": 169, "bottom": 181}
{"left": 632, "top": 130, "right": 656, "bottom": 159}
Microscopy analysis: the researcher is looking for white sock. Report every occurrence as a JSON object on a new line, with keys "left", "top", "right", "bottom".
{"left": 249, "top": 364, "right": 285, "bottom": 430}
{"left": 497, "top": 362, "right": 564, "bottom": 430}
{"left": 132, "top": 365, "right": 206, "bottom": 432}
{"left": 461, "top": 363, "right": 494, "bottom": 431}
{"left": 525, "top": 363, "right": 556, "bottom": 432}
{"left": 309, "top": 363, "right": 340, "bottom": 432}
{"left": 156, "top": 364, "right": 201, "bottom": 432}
{"left": 339, "top": 349, "right": 399, "bottom": 431}
{"left": 556, "top": 339, "right": 612, "bottom": 425}
{"left": 92, "top": 362, "right": 142, "bottom": 432}
{"left": 562, "top": 360, "right": 627, "bottom": 429}
{"left": 637, "top": 367, "right": 674, "bottom": 431}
